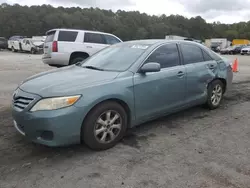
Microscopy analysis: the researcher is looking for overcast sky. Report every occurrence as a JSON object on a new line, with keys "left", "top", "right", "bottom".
{"left": 1, "top": 0, "right": 250, "bottom": 24}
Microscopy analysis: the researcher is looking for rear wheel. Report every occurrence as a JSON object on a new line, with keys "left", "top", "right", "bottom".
{"left": 82, "top": 101, "right": 128, "bottom": 151}
{"left": 206, "top": 80, "right": 224, "bottom": 110}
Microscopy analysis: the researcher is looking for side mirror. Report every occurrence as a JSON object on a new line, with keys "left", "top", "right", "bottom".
{"left": 140, "top": 62, "right": 161, "bottom": 73}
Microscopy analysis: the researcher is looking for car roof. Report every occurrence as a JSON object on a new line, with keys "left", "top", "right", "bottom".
{"left": 46, "top": 28, "right": 117, "bottom": 36}
{"left": 117, "top": 39, "right": 204, "bottom": 47}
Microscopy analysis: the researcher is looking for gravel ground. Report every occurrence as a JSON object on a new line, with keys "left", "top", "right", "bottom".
{"left": 0, "top": 51, "right": 250, "bottom": 188}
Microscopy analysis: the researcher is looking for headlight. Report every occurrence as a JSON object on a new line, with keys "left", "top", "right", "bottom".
{"left": 30, "top": 95, "right": 81, "bottom": 112}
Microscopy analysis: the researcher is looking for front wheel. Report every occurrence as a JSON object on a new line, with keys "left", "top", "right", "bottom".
{"left": 31, "top": 48, "right": 36, "bottom": 54}
{"left": 206, "top": 80, "right": 224, "bottom": 110}
{"left": 82, "top": 101, "right": 128, "bottom": 150}
{"left": 11, "top": 46, "right": 16, "bottom": 52}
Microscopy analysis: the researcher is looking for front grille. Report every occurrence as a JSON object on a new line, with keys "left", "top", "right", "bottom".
{"left": 13, "top": 96, "right": 34, "bottom": 110}
{"left": 242, "top": 50, "right": 248, "bottom": 53}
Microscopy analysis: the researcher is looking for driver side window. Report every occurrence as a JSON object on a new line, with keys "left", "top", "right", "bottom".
{"left": 144, "top": 43, "right": 180, "bottom": 68}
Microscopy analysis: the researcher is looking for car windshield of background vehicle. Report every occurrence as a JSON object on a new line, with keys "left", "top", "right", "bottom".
{"left": 80, "top": 44, "right": 149, "bottom": 71}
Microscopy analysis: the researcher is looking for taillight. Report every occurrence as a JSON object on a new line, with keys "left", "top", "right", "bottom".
{"left": 52, "top": 41, "right": 58, "bottom": 52}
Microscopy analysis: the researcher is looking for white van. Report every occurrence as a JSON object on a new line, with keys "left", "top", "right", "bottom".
{"left": 42, "top": 29, "right": 122, "bottom": 67}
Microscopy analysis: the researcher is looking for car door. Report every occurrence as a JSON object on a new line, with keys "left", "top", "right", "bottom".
{"left": 133, "top": 43, "right": 186, "bottom": 121}
{"left": 21, "top": 40, "right": 29, "bottom": 51}
{"left": 25, "top": 40, "right": 31, "bottom": 51}
{"left": 83, "top": 32, "right": 109, "bottom": 56}
{"left": 179, "top": 43, "right": 217, "bottom": 105}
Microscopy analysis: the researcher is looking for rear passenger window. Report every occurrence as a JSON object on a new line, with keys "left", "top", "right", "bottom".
{"left": 84, "top": 33, "right": 105, "bottom": 44}
{"left": 104, "top": 35, "right": 121, "bottom": 45}
{"left": 58, "top": 31, "right": 78, "bottom": 42}
{"left": 202, "top": 50, "right": 213, "bottom": 61}
{"left": 181, "top": 44, "right": 204, "bottom": 64}
{"left": 145, "top": 43, "right": 180, "bottom": 68}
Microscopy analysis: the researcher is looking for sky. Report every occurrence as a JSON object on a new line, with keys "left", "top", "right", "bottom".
{"left": 1, "top": 0, "right": 250, "bottom": 24}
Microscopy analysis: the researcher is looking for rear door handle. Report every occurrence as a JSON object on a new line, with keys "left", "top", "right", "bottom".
{"left": 177, "top": 71, "right": 185, "bottom": 77}
{"left": 86, "top": 46, "right": 93, "bottom": 48}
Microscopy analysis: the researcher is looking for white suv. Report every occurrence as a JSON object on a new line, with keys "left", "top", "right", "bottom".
{"left": 42, "top": 29, "right": 122, "bottom": 67}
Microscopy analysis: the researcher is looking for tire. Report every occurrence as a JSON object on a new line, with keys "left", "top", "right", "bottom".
{"left": 82, "top": 101, "right": 128, "bottom": 151}
{"left": 11, "top": 46, "right": 16, "bottom": 52}
{"left": 31, "top": 48, "right": 36, "bottom": 54}
{"left": 69, "top": 56, "right": 87, "bottom": 65}
{"left": 205, "top": 80, "right": 224, "bottom": 110}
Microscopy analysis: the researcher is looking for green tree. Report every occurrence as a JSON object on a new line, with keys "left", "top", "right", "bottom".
{"left": 0, "top": 3, "right": 250, "bottom": 41}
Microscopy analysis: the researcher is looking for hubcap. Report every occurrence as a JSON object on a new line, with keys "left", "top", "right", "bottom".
{"left": 94, "top": 110, "right": 122, "bottom": 144}
{"left": 211, "top": 84, "right": 222, "bottom": 106}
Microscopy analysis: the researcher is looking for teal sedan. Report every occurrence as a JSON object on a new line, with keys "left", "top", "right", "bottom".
{"left": 12, "top": 40, "right": 233, "bottom": 150}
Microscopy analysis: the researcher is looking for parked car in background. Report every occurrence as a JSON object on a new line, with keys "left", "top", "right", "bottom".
{"left": 11, "top": 38, "right": 44, "bottom": 54}
{"left": 241, "top": 45, "right": 250, "bottom": 55}
{"left": 228, "top": 45, "right": 245, "bottom": 54}
{"left": 220, "top": 45, "right": 245, "bottom": 55}
{"left": 211, "top": 44, "right": 220, "bottom": 52}
{"left": 8, "top": 36, "right": 26, "bottom": 51}
{"left": 42, "top": 29, "right": 123, "bottom": 67}
{"left": 0, "top": 37, "right": 8, "bottom": 49}
{"left": 12, "top": 40, "right": 233, "bottom": 150}
{"left": 220, "top": 46, "right": 234, "bottom": 54}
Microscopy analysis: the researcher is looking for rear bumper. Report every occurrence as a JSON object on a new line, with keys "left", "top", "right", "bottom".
{"left": 42, "top": 53, "right": 70, "bottom": 66}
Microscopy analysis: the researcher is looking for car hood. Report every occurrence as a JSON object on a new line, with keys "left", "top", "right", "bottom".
{"left": 32, "top": 41, "right": 44, "bottom": 47}
{"left": 19, "top": 65, "right": 120, "bottom": 97}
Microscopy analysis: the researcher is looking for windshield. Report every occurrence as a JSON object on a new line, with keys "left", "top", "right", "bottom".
{"left": 80, "top": 43, "right": 149, "bottom": 71}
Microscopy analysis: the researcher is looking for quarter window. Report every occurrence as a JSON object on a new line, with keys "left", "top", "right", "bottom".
{"left": 84, "top": 33, "right": 105, "bottom": 44}
{"left": 58, "top": 31, "right": 78, "bottom": 42}
{"left": 181, "top": 43, "right": 204, "bottom": 64}
{"left": 202, "top": 50, "right": 213, "bottom": 61}
{"left": 145, "top": 43, "right": 180, "bottom": 68}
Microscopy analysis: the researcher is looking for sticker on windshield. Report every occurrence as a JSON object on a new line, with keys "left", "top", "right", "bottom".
{"left": 131, "top": 45, "right": 149, "bottom": 49}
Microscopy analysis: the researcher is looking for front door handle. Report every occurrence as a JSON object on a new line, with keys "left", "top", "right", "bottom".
{"left": 208, "top": 64, "right": 215, "bottom": 69}
{"left": 177, "top": 71, "right": 185, "bottom": 77}
{"left": 86, "top": 46, "right": 93, "bottom": 48}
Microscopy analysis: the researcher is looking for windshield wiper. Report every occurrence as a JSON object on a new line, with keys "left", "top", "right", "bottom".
{"left": 82, "top": 65, "right": 104, "bottom": 71}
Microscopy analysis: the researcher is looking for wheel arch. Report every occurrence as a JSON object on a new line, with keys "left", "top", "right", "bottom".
{"left": 69, "top": 51, "right": 89, "bottom": 62}
{"left": 80, "top": 98, "right": 132, "bottom": 135}
{"left": 208, "top": 77, "right": 227, "bottom": 93}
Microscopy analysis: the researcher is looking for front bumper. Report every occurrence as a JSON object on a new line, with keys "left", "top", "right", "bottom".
{"left": 12, "top": 89, "right": 85, "bottom": 147}
{"left": 241, "top": 51, "right": 250, "bottom": 55}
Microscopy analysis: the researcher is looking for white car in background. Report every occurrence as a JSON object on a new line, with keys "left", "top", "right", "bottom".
{"left": 42, "top": 29, "right": 123, "bottom": 67}
{"left": 241, "top": 45, "right": 250, "bottom": 55}
{"left": 11, "top": 38, "right": 44, "bottom": 54}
